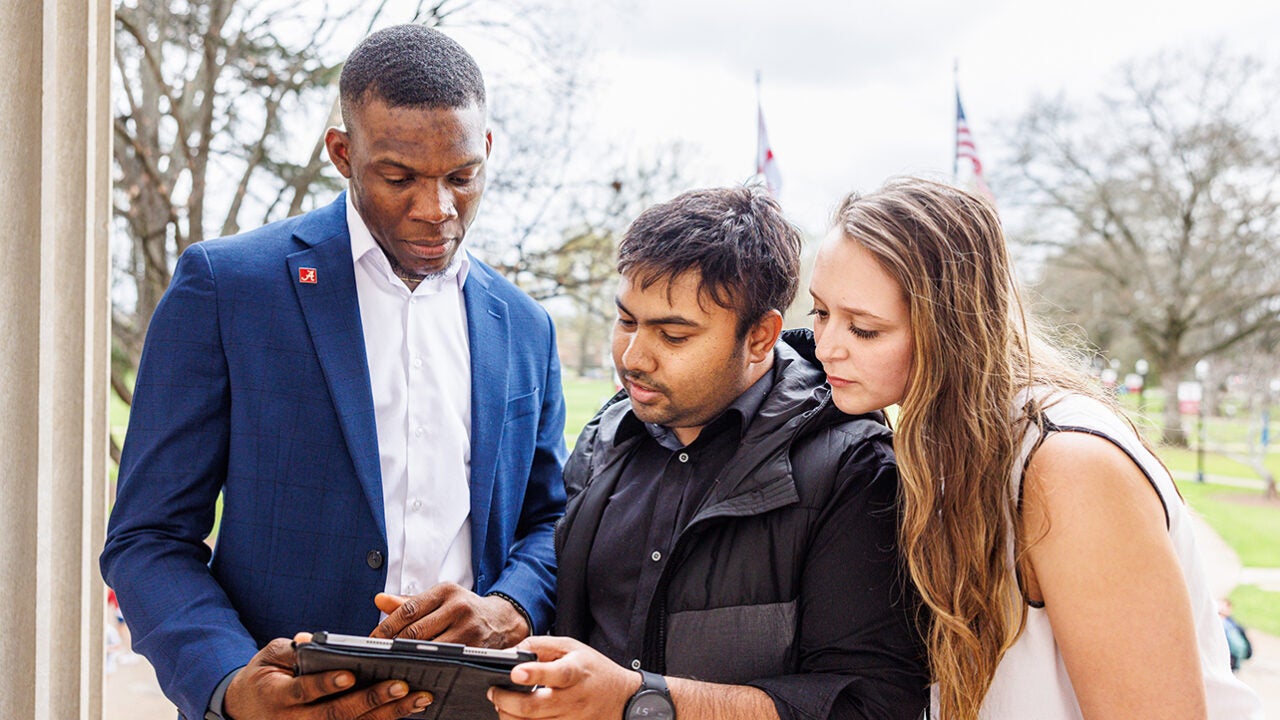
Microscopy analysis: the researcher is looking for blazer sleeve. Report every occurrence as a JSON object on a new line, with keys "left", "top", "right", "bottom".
{"left": 100, "top": 244, "right": 259, "bottom": 720}
{"left": 484, "top": 309, "right": 568, "bottom": 634}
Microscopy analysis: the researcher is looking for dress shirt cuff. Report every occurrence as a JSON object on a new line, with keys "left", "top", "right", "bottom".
{"left": 485, "top": 590, "right": 535, "bottom": 639}
{"left": 203, "top": 666, "right": 243, "bottom": 720}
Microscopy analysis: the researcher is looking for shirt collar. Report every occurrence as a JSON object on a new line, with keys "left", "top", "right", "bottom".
{"left": 346, "top": 191, "right": 470, "bottom": 291}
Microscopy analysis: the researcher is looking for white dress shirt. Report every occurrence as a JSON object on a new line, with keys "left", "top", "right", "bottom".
{"left": 347, "top": 194, "right": 474, "bottom": 599}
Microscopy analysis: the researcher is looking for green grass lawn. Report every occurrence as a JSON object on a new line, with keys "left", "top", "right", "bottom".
{"left": 1229, "top": 584, "right": 1280, "bottom": 637}
{"left": 1171, "top": 479, "right": 1280, "bottom": 637}
{"left": 561, "top": 376, "right": 618, "bottom": 447}
{"left": 1158, "top": 446, "right": 1280, "bottom": 481}
{"left": 1174, "top": 481, "right": 1280, "bottom": 567}
{"left": 1154, "top": 404, "right": 1280, "bottom": 636}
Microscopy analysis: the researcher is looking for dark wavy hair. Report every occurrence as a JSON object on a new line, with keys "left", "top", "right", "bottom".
{"left": 618, "top": 186, "right": 802, "bottom": 338}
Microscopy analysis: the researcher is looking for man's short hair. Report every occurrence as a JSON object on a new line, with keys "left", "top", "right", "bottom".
{"left": 618, "top": 186, "right": 802, "bottom": 338}
{"left": 339, "top": 24, "right": 486, "bottom": 128}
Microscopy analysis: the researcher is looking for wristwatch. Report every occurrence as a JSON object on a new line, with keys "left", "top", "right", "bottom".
{"left": 624, "top": 669, "right": 675, "bottom": 720}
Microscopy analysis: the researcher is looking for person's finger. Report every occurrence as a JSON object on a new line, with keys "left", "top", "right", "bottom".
{"left": 279, "top": 634, "right": 363, "bottom": 705}
{"left": 397, "top": 606, "right": 457, "bottom": 641}
{"left": 288, "top": 668, "right": 358, "bottom": 705}
{"left": 320, "top": 679, "right": 413, "bottom": 718}
{"left": 511, "top": 657, "right": 582, "bottom": 689}
{"left": 489, "top": 685, "right": 556, "bottom": 720}
{"left": 373, "top": 592, "right": 406, "bottom": 616}
{"left": 371, "top": 588, "right": 449, "bottom": 638}
{"left": 254, "top": 637, "right": 299, "bottom": 670}
{"left": 506, "top": 637, "right": 587, "bottom": 688}
{"left": 393, "top": 588, "right": 465, "bottom": 640}
{"left": 357, "top": 688, "right": 434, "bottom": 719}
{"left": 515, "top": 635, "right": 575, "bottom": 663}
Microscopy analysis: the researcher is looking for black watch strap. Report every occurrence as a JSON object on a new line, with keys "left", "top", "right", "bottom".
{"left": 624, "top": 669, "right": 675, "bottom": 720}
{"left": 639, "top": 669, "right": 669, "bottom": 695}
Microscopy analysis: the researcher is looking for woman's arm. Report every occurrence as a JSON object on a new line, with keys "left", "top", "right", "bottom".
{"left": 1021, "top": 431, "right": 1206, "bottom": 720}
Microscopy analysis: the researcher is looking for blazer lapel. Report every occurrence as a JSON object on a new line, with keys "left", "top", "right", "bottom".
{"left": 463, "top": 259, "right": 509, "bottom": 563}
{"left": 287, "top": 195, "right": 385, "bottom": 539}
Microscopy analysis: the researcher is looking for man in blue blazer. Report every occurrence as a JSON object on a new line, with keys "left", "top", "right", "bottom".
{"left": 101, "top": 25, "right": 566, "bottom": 720}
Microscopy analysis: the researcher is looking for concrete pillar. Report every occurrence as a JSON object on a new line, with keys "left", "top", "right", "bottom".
{"left": 1, "top": 0, "right": 112, "bottom": 718}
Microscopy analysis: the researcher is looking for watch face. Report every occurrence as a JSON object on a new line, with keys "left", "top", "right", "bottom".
{"left": 627, "top": 690, "right": 675, "bottom": 720}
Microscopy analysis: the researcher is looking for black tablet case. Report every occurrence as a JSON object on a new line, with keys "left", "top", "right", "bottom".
{"left": 294, "top": 633, "right": 534, "bottom": 720}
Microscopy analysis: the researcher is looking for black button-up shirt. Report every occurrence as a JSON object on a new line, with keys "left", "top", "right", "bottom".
{"left": 585, "top": 372, "right": 774, "bottom": 669}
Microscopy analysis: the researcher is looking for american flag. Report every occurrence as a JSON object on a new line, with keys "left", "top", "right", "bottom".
{"left": 955, "top": 89, "right": 994, "bottom": 203}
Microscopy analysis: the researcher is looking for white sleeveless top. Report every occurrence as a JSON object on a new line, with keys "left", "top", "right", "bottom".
{"left": 934, "top": 390, "right": 1263, "bottom": 719}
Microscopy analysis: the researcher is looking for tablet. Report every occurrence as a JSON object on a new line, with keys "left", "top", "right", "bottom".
{"left": 294, "top": 631, "right": 537, "bottom": 720}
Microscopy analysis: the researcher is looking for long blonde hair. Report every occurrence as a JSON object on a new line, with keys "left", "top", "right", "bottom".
{"left": 832, "top": 178, "right": 1104, "bottom": 719}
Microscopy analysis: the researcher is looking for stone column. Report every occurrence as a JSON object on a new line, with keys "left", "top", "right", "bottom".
{"left": 0, "top": 0, "right": 112, "bottom": 718}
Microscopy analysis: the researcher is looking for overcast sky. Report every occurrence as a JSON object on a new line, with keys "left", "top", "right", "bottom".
{"left": 451, "top": 0, "right": 1280, "bottom": 236}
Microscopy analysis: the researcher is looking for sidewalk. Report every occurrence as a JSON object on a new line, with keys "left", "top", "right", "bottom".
{"left": 104, "top": 611, "right": 176, "bottom": 719}
{"left": 1238, "top": 631, "right": 1280, "bottom": 715}
{"left": 104, "top": 651, "right": 174, "bottom": 719}
{"left": 1170, "top": 469, "right": 1271, "bottom": 491}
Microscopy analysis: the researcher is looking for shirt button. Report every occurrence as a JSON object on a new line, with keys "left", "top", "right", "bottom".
{"left": 366, "top": 550, "right": 384, "bottom": 569}
{"left": 413, "top": 357, "right": 424, "bottom": 368}
{"left": 411, "top": 499, "right": 423, "bottom": 511}
{"left": 405, "top": 581, "right": 419, "bottom": 594}
{"left": 678, "top": 452, "right": 689, "bottom": 463}
{"left": 631, "top": 659, "right": 642, "bottom": 670}
{"left": 415, "top": 427, "right": 425, "bottom": 438}
{"left": 650, "top": 550, "right": 662, "bottom": 562}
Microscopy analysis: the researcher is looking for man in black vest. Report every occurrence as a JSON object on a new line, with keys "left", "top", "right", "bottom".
{"left": 488, "top": 187, "right": 928, "bottom": 720}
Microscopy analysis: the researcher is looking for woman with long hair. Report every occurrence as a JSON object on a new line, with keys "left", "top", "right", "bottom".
{"left": 807, "top": 177, "right": 1261, "bottom": 719}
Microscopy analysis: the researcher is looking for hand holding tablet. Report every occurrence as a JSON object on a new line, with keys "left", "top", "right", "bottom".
{"left": 294, "top": 632, "right": 536, "bottom": 720}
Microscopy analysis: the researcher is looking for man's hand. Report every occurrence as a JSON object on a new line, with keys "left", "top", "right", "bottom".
{"left": 372, "top": 583, "right": 529, "bottom": 648}
{"left": 487, "top": 636, "right": 641, "bottom": 720}
{"left": 221, "top": 633, "right": 432, "bottom": 720}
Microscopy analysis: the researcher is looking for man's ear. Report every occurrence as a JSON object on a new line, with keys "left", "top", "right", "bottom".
{"left": 485, "top": 129, "right": 493, "bottom": 158}
{"left": 746, "top": 310, "right": 784, "bottom": 363}
{"left": 325, "top": 127, "right": 353, "bottom": 178}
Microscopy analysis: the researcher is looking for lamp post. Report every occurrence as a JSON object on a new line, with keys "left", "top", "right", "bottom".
{"left": 1135, "top": 358, "right": 1149, "bottom": 413}
{"left": 1195, "top": 360, "right": 1209, "bottom": 483}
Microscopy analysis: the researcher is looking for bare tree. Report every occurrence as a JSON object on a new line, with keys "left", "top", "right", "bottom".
{"left": 1004, "top": 47, "right": 1280, "bottom": 446}
{"left": 488, "top": 146, "right": 691, "bottom": 301}
{"left": 113, "top": 1, "right": 351, "bottom": 380}
{"left": 482, "top": 145, "right": 696, "bottom": 375}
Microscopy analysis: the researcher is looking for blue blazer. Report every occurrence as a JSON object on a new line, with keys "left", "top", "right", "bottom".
{"left": 101, "top": 194, "right": 567, "bottom": 720}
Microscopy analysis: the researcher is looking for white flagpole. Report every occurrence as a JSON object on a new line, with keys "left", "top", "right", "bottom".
{"left": 755, "top": 70, "right": 781, "bottom": 199}
{"left": 755, "top": 69, "right": 764, "bottom": 182}
{"left": 953, "top": 58, "right": 960, "bottom": 181}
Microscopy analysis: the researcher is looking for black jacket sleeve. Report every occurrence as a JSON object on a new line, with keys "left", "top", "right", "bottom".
{"left": 750, "top": 437, "right": 930, "bottom": 720}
